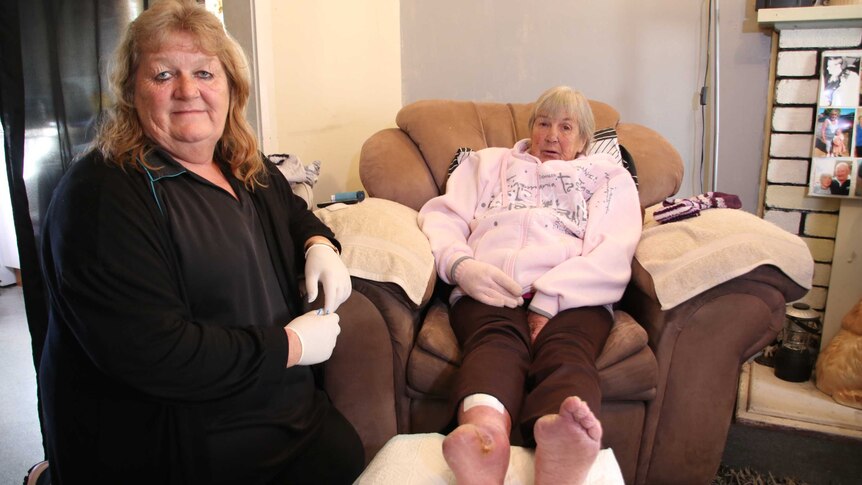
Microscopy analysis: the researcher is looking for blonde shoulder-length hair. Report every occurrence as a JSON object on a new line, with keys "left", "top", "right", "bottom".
{"left": 527, "top": 86, "right": 595, "bottom": 156}
{"left": 95, "top": 0, "right": 265, "bottom": 188}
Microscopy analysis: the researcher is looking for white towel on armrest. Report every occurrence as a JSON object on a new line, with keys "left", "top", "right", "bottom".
{"left": 636, "top": 206, "right": 814, "bottom": 310}
{"left": 314, "top": 198, "right": 436, "bottom": 307}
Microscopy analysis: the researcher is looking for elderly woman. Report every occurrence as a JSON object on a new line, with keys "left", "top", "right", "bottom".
{"left": 38, "top": 1, "right": 363, "bottom": 483}
{"left": 418, "top": 86, "right": 641, "bottom": 484}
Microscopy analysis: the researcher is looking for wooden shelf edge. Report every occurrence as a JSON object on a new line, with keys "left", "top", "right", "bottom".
{"left": 758, "top": 5, "right": 862, "bottom": 30}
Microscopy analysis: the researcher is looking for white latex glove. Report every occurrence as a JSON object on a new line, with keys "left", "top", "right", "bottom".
{"left": 286, "top": 309, "right": 341, "bottom": 365}
{"left": 304, "top": 244, "right": 352, "bottom": 313}
{"left": 454, "top": 258, "right": 524, "bottom": 308}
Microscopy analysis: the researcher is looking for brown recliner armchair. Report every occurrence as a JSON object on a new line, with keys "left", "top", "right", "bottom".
{"left": 321, "top": 99, "right": 810, "bottom": 484}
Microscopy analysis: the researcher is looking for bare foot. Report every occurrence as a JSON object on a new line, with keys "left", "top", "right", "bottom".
{"left": 442, "top": 421, "right": 510, "bottom": 485}
{"left": 534, "top": 396, "right": 602, "bottom": 485}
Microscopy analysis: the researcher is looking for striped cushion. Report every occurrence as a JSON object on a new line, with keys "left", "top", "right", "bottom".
{"left": 588, "top": 128, "right": 638, "bottom": 189}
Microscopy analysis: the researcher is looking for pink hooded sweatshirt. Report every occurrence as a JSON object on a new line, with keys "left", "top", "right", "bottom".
{"left": 418, "top": 139, "right": 642, "bottom": 318}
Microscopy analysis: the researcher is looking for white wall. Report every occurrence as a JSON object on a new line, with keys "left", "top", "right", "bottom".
{"left": 714, "top": 1, "right": 772, "bottom": 211}
{"left": 400, "top": 0, "right": 772, "bottom": 209}
{"left": 251, "top": 0, "right": 402, "bottom": 206}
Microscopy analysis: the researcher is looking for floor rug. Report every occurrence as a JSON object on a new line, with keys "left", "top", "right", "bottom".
{"left": 712, "top": 464, "right": 810, "bottom": 485}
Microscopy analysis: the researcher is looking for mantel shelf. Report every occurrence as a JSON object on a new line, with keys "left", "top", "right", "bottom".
{"left": 758, "top": 5, "right": 862, "bottom": 30}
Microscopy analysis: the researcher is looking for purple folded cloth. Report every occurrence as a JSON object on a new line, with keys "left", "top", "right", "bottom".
{"left": 654, "top": 192, "right": 742, "bottom": 224}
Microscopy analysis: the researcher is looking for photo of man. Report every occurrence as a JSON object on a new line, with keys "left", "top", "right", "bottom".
{"left": 820, "top": 52, "right": 862, "bottom": 107}
{"left": 830, "top": 161, "right": 851, "bottom": 196}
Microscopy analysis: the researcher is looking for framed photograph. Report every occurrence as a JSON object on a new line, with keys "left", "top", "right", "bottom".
{"left": 819, "top": 51, "right": 862, "bottom": 107}
{"left": 808, "top": 51, "right": 862, "bottom": 199}
{"left": 809, "top": 158, "right": 854, "bottom": 197}
{"left": 813, "top": 107, "right": 855, "bottom": 158}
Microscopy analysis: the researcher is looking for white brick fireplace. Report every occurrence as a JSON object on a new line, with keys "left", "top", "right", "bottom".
{"left": 734, "top": 5, "right": 862, "bottom": 439}
{"left": 759, "top": 6, "right": 862, "bottom": 348}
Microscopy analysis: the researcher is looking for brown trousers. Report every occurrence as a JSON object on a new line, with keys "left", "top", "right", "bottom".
{"left": 449, "top": 297, "right": 612, "bottom": 445}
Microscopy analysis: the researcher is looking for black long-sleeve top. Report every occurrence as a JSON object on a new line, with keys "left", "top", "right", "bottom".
{"left": 39, "top": 148, "right": 340, "bottom": 484}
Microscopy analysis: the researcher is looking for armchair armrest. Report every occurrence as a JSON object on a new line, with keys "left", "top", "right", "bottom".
{"left": 633, "top": 207, "right": 813, "bottom": 310}
{"left": 359, "top": 128, "right": 440, "bottom": 212}
{"left": 325, "top": 278, "right": 425, "bottom": 463}
{"left": 314, "top": 198, "right": 436, "bottom": 308}
{"left": 315, "top": 197, "right": 437, "bottom": 461}
{"left": 622, "top": 206, "right": 812, "bottom": 483}
{"left": 622, "top": 262, "right": 808, "bottom": 484}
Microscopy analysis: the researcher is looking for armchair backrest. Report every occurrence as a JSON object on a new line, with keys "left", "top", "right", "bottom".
{"left": 359, "top": 99, "right": 684, "bottom": 212}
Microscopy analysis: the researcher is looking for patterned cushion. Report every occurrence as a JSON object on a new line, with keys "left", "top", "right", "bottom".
{"left": 589, "top": 128, "right": 638, "bottom": 188}
{"left": 588, "top": 127, "right": 623, "bottom": 164}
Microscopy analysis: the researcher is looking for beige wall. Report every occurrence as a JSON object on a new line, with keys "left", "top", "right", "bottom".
{"left": 252, "top": 0, "right": 402, "bottom": 206}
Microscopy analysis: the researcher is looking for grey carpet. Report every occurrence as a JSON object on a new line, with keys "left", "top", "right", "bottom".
{"left": 712, "top": 464, "right": 809, "bottom": 485}
{"left": 0, "top": 285, "right": 44, "bottom": 485}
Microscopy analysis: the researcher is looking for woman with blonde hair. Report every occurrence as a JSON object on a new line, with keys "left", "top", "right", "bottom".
{"left": 39, "top": 1, "right": 363, "bottom": 483}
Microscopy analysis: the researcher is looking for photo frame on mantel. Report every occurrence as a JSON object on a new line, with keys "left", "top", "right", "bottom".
{"left": 809, "top": 50, "right": 862, "bottom": 199}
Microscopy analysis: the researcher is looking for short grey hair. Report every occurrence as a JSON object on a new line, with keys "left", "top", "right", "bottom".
{"left": 528, "top": 86, "right": 595, "bottom": 155}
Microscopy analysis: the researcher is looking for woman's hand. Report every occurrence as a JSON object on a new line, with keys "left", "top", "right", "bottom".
{"left": 304, "top": 238, "right": 351, "bottom": 313}
{"left": 454, "top": 258, "right": 524, "bottom": 308}
{"left": 285, "top": 310, "right": 341, "bottom": 366}
{"left": 527, "top": 311, "right": 550, "bottom": 343}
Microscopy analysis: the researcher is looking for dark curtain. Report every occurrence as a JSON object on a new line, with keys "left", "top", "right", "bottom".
{"left": 0, "top": 0, "right": 143, "bottom": 455}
